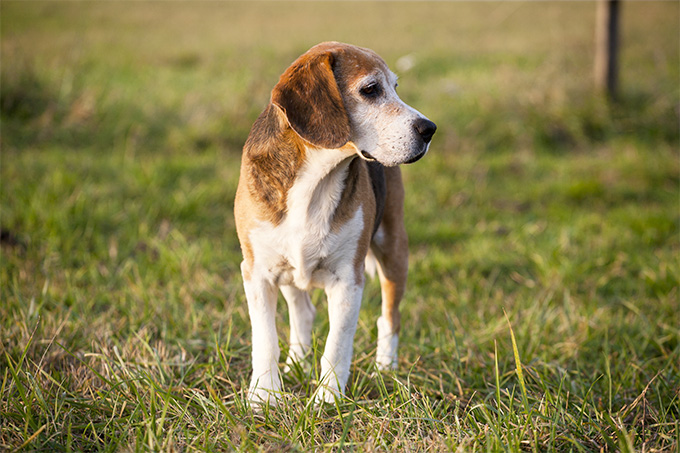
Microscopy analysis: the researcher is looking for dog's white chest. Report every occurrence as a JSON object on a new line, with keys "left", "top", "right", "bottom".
{"left": 248, "top": 151, "right": 363, "bottom": 290}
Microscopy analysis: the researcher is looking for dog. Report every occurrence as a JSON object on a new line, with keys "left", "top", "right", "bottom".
{"left": 234, "top": 42, "right": 436, "bottom": 405}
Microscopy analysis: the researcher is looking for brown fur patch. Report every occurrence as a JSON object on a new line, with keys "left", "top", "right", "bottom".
{"left": 332, "top": 159, "right": 385, "bottom": 238}
{"left": 343, "top": 159, "right": 377, "bottom": 286}
{"left": 331, "top": 157, "right": 364, "bottom": 233}
{"left": 330, "top": 44, "right": 391, "bottom": 109}
{"left": 243, "top": 104, "right": 306, "bottom": 225}
{"left": 272, "top": 49, "right": 350, "bottom": 149}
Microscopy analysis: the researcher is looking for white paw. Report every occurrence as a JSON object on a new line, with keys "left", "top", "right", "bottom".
{"left": 283, "top": 349, "right": 309, "bottom": 373}
{"left": 314, "top": 383, "right": 342, "bottom": 406}
{"left": 247, "top": 374, "right": 282, "bottom": 408}
{"left": 376, "top": 357, "right": 397, "bottom": 371}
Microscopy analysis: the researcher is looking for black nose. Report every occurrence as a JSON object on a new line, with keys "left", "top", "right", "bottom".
{"left": 415, "top": 118, "right": 437, "bottom": 144}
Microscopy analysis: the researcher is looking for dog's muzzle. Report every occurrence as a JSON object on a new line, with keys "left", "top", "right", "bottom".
{"left": 403, "top": 118, "right": 437, "bottom": 164}
{"left": 358, "top": 118, "right": 436, "bottom": 165}
{"left": 404, "top": 149, "right": 427, "bottom": 164}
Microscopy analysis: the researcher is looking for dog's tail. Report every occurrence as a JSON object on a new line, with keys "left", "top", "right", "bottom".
{"left": 364, "top": 249, "right": 379, "bottom": 280}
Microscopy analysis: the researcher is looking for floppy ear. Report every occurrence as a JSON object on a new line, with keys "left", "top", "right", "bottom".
{"left": 271, "top": 52, "right": 351, "bottom": 149}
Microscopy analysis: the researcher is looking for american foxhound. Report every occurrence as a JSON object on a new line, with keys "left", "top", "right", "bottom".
{"left": 234, "top": 41, "right": 436, "bottom": 406}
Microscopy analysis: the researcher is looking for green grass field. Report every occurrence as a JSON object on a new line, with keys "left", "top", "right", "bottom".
{"left": 1, "top": 2, "right": 678, "bottom": 451}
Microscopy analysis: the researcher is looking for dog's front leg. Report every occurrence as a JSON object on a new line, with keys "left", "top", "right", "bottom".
{"left": 243, "top": 271, "right": 281, "bottom": 407}
{"left": 316, "top": 278, "right": 364, "bottom": 404}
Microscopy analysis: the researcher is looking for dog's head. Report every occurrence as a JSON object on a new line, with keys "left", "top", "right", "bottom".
{"left": 271, "top": 41, "right": 436, "bottom": 167}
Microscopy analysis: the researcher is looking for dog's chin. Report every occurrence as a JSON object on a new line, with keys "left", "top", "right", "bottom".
{"left": 403, "top": 149, "right": 427, "bottom": 164}
{"left": 357, "top": 145, "right": 428, "bottom": 167}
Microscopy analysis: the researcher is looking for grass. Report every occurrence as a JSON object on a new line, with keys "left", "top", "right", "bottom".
{"left": 1, "top": 1, "right": 678, "bottom": 451}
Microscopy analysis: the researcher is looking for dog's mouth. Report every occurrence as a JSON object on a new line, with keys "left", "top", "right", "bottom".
{"left": 358, "top": 148, "right": 427, "bottom": 165}
{"left": 359, "top": 150, "right": 377, "bottom": 162}
{"left": 403, "top": 149, "right": 427, "bottom": 164}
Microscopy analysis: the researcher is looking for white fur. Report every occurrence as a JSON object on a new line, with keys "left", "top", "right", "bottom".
{"left": 244, "top": 147, "right": 366, "bottom": 405}
{"left": 364, "top": 248, "right": 379, "bottom": 280}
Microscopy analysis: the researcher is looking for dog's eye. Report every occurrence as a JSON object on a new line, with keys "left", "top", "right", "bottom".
{"left": 360, "top": 82, "right": 381, "bottom": 98}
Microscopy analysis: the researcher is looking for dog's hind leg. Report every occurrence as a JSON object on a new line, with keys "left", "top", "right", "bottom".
{"left": 374, "top": 250, "right": 407, "bottom": 370}
{"left": 371, "top": 166, "right": 408, "bottom": 370}
{"left": 281, "top": 285, "right": 316, "bottom": 370}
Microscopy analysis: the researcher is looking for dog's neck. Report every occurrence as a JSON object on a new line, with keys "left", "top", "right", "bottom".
{"left": 285, "top": 147, "right": 355, "bottom": 229}
{"left": 245, "top": 104, "right": 362, "bottom": 225}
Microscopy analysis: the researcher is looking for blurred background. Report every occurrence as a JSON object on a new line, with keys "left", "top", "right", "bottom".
{"left": 3, "top": 2, "right": 677, "bottom": 158}
{"left": 2, "top": 1, "right": 677, "bottom": 309}
{"left": 1, "top": 2, "right": 678, "bottom": 450}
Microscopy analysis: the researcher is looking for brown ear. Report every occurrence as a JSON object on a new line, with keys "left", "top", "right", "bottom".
{"left": 271, "top": 52, "right": 350, "bottom": 149}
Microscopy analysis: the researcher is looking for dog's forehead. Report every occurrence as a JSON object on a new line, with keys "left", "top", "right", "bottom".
{"left": 303, "top": 42, "right": 393, "bottom": 87}
{"left": 334, "top": 46, "right": 393, "bottom": 86}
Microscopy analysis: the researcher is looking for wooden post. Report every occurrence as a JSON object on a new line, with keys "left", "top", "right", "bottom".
{"left": 594, "top": 0, "right": 621, "bottom": 99}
